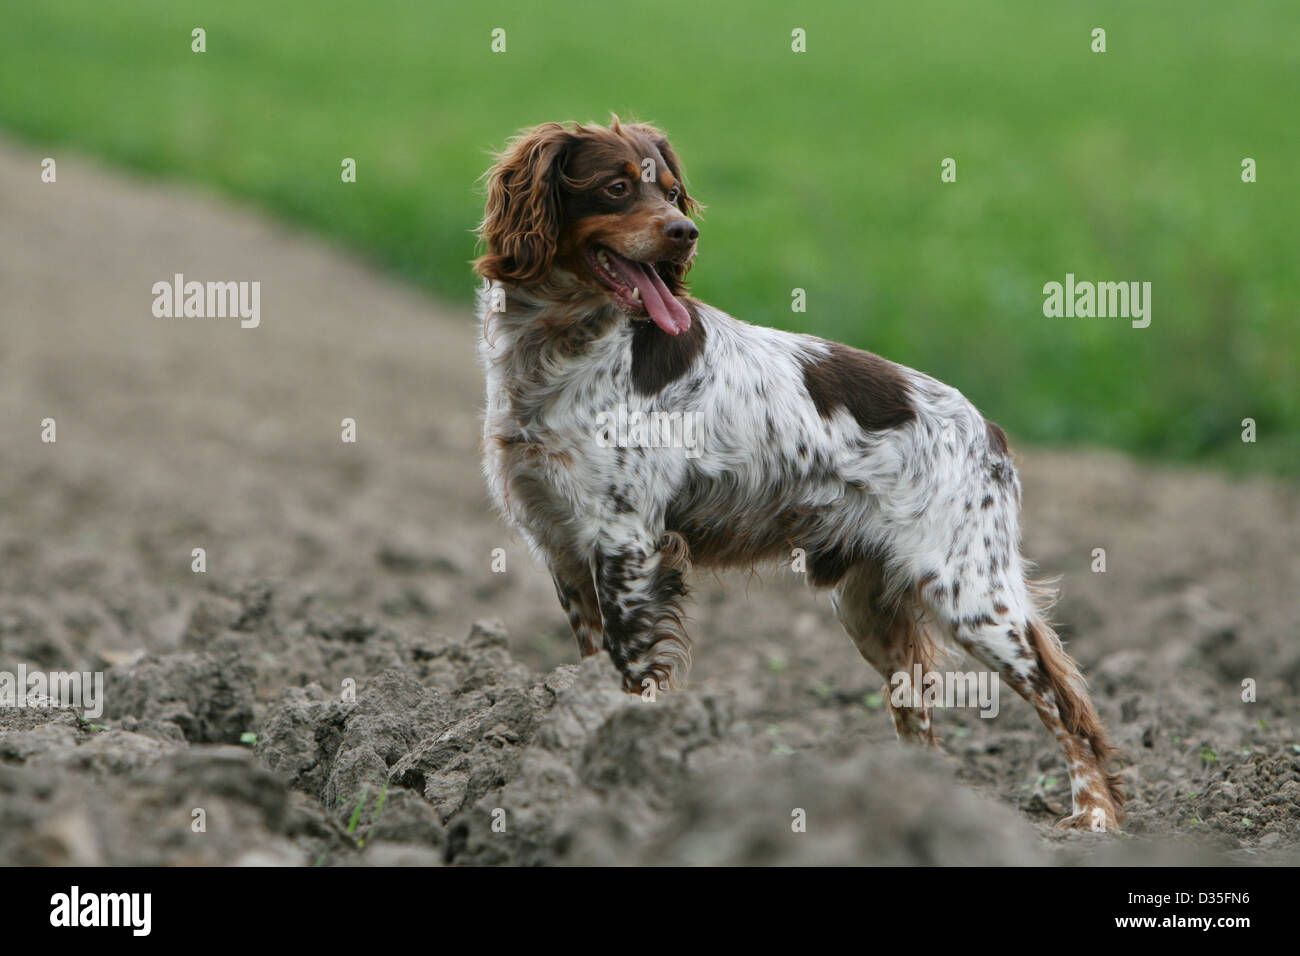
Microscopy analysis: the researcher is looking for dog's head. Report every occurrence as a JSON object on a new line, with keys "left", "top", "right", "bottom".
{"left": 475, "top": 117, "right": 700, "bottom": 334}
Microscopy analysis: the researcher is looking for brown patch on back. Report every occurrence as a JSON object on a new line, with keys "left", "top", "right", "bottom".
{"left": 800, "top": 343, "right": 915, "bottom": 432}
{"left": 630, "top": 300, "right": 706, "bottom": 395}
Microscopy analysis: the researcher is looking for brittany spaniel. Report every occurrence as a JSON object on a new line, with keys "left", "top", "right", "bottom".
{"left": 473, "top": 117, "right": 1123, "bottom": 831}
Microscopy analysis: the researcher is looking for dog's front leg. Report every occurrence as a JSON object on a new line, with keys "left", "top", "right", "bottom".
{"left": 592, "top": 526, "right": 693, "bottom": 694}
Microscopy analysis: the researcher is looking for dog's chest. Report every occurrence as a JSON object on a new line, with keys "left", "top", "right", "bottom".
{"left": 482, "top": 322, "right": 635, "bottom": 525}
{"left": 492, "top": 326, "right": 629, "bottom": 434}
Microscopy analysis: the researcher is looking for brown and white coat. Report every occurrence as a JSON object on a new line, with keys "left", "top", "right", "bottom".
{"left": 475, "top": 118, "right": 1124, "bottom": 830}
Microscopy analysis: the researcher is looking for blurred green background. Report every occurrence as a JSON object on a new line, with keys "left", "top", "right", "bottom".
{"left": 2, "top": 1, "right": 1296, "bottom": 473}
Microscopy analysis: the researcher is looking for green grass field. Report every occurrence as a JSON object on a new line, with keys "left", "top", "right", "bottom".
{"left": 3, "top": 1, "right": 1296, "bottom": 473}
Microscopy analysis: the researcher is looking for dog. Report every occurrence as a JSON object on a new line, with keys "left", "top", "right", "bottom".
{"left": 474, "top": 117, "right": 1124, "bottom": 831}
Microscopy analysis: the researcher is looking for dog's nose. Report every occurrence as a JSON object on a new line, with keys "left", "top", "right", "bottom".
{"left": 664, "top": 219, "right": 699, "bottom": 242}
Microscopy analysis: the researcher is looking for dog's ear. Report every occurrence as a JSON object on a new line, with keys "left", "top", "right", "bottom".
{"left": 475, "top": 123, "right": 574, "bottom": 285}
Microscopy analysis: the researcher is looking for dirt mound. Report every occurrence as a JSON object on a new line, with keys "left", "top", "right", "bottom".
{"left": 2, "top": 590, "right": 1294, "bottom": 865}
{"left": 0, "top": 594, "right": 1053, "bottom": 866}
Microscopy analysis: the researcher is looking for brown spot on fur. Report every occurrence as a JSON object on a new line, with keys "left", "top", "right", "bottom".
{"left": 800, "top": 343, "right": 915, "bottom": 432}
{"left": 808, "top": 547, "right": 855, "bottom": 588}
{"left": 659, "top": 530, "right": 691, "bottom": 570}
{"left": 536, "top": 447, "right": 573, "bottom": 467}
{"left": 985, "top": 418, "right": 1008, "bottom": 455}
{"left": 630, "top": 300, "right": 706, "bottom": 395}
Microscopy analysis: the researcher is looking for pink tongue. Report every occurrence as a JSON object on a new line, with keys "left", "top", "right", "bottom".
{"left": 614, "top": 257, "right": 691, "bottom": 335}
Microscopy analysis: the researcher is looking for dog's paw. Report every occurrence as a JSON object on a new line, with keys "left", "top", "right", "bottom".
{"left": 620, "top": 662, "right": 675, "bottom": 698}
{"left": 1056, "top": 805, "right": 1121, "bottom": 833}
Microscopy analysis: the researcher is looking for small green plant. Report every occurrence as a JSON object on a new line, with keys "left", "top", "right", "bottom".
{"left": 346, "top": 786, "right": 369, "bottom": 836}
{"left": 344, "top": 781, "right": 391, "bottom": 849}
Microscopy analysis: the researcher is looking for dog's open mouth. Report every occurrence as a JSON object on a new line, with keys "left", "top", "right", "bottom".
{"left": 585, "top": 246, "right": 691, "bottom": 335}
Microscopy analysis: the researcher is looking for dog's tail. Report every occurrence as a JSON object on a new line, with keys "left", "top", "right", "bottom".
{"left": 1025, "top": 579, "right": 1125, "bottom": 813}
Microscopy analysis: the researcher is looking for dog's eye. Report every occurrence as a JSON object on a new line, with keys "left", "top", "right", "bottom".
{"left": 605, "top": 181, "right": 629, "bottom": 198}
{"left": 667, "top": 187, "right": 680, "bottom": 203}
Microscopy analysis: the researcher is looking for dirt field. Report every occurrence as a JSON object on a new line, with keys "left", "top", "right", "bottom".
{"left": 2, "top": 139, "right": 1297, "bottom": 865}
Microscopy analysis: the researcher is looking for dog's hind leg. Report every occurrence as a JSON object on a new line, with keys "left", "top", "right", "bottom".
{"left": 832, "top": 561, "right": 940, "bottom": 745}
{"left": 919, "top": 566, "right": 1125, "bottom": 831}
